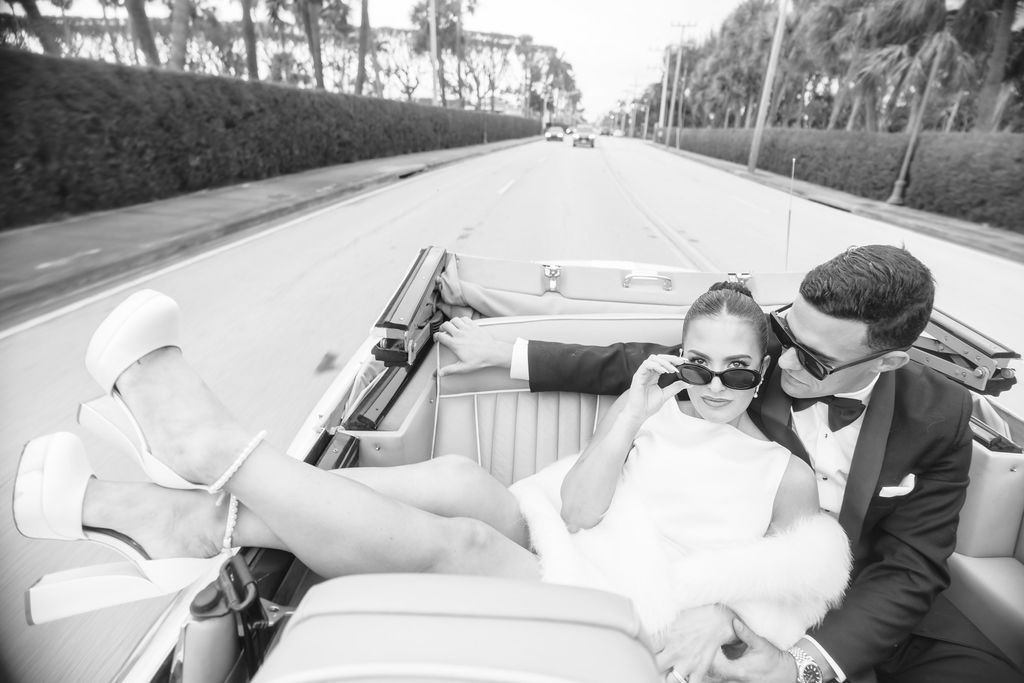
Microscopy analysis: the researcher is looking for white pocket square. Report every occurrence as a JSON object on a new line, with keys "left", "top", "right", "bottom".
{"left": 879, "top": 473, "right": 916, "bottom": 498}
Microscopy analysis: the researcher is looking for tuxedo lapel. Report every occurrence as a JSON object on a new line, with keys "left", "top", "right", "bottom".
{"left": 759, "top": 368, "right": 811, "bottom": 464}
{"left": 839, "top": 371, "right": 895, "bottom": 548}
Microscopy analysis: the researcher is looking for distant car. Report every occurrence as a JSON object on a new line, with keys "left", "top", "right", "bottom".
{"left": 565, "top": 127, "right": 576, "bottom": 136}
{"left": 612, "top": 129, "right": 625, "bottom": 137}
{"left": 600, "top": 127, "right": 611, "bottom": 136}
{"left": 544, "top": 126, "right": 565, "bottom": 142}
{"left": 572, "top": 125, "right": 597, "bottom": 148}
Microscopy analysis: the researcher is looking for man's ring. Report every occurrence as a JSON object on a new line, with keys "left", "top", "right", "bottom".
{"left": 670, "top": 669, "right": 688, "bottom": 683}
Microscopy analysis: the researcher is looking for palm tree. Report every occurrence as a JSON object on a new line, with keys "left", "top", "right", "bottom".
{"left": 798, "top": 0, "right": 874, "bottom": 129}
{"left": 515, "top": 33, "right": 537, "bottom": 117}
{"left": 97, "top": 0, "right": 123, "bottom": 63}
{"left": 354, "top": 0, "right": 369, "bottom": 94}
{"left": 13, "top": 0, "right": 62, "bottom": 55}
{"left": 125, "top": 0, "right": 160, "bottom": 65}
{"left": 974, "top": 0, "right": 1019, "bottom": 131}
{"left": 168, "top": 0, "right": 191, "bottom": 70}
{"left": 303, "top": 0, "right": 325, "bottom": 88}
{"left": 240, "top": 0, "right": 259, "bottom": 79}
{"left": 410, "top": 0, "right": 477, "bottom": 106}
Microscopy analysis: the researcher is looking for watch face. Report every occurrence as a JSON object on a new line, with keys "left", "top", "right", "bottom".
{"left": 800, "top": 663, "right": 823, "bottom": 683}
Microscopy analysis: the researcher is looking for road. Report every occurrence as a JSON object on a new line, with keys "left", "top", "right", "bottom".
{"left": 1, "top": 137, "right": 1022, "bottom": 682}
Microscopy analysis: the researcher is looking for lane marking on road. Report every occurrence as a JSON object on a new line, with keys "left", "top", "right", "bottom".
{"left": 0, "top": 182, "right": 406, "bottom": 342}
{"left": 34, "top": 248, "right": 102, "bottom": 270}
{"left": 600, "top": 152, "right": 720, "bottom": 272}
{"left": 497, "top": 180, "right": 515, "bottom": 195}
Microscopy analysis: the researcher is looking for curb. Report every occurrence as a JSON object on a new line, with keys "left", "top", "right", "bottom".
{"left": 647, "top": 141, "right": 1024, "bottom": 264}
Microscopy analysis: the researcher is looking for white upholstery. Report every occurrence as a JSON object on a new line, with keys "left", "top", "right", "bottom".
{"left": 947, "top": 413, "right": 1024, "bottom": 671}
{"left": 433, "top": 315, "right": 687, "bottom": 485}
{"left": 253, "top": 575, "right": 660, "bottom": 683}
{"left": 945, "top": 555, "right": 1024, "bottom": 671}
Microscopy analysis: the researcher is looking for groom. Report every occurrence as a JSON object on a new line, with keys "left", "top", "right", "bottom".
{"left": 435, "top": 245, "right": 1023, "bottom": 683}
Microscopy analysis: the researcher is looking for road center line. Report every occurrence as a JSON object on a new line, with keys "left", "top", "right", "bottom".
{"left": 497, "top": 179, "right": 515, "bottom": 195}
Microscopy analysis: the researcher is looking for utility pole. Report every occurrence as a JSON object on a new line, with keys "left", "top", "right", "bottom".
{"left": 428, "top": 0, "right": 440, "bottom": 106}
{"left": 657, "top": 46, "right": 670, "bottom": 129}
{"left": 676, "top": 63, "right": 689, "bottom": 149}
{"left": 747, "top": 0, "right": 788, "bottom": 172}
{"left": 666, "top": 23, "right": 692, "bottom": 142}
{"left": 643, "top": 99, "right": 651, "bottom": 139}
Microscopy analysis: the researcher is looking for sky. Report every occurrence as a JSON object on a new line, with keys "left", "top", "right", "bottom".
{"left": 371, "top": 0, "right": 746, "bottom": 115}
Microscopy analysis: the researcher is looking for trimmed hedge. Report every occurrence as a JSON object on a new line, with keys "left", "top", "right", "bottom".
{"left": 668, "top": 127, "right": 1024, "bottom": 234}
{"left": 0, "top": 48, "right": 538, "bottom": 229}
{"left": 906, "top": 133, "right": 1024, "bottom": 231}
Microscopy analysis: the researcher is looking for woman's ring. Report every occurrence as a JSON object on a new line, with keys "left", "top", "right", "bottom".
{"left": 669, "top": 669, "right": 688, "bottom": 683}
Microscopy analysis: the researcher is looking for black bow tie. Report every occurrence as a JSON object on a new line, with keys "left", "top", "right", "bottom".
{"left": 792, "top": 395, "right": 866, "bottom": 432}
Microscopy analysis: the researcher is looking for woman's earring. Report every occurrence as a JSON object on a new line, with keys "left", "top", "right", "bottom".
{"left": 754, "top": 381, "right": 763, "bottom": 398}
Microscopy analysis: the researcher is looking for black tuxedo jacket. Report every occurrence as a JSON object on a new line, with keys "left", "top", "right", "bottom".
{"left": 527, "top": 338, "right": 974, "bottom": 678}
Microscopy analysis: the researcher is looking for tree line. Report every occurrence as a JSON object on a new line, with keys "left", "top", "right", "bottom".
{"left": 645, "top": 0, "right": 1022, "bottom": 134}
{"left": 0, "top": 0, "right": 580, "bottom": 117}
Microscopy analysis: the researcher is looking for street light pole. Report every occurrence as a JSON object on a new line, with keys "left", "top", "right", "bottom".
{"left": 887, "top": 43, "right": 944, "bottom": 204}
{"left": 747, "top": 0, "right": 788, "bottom": 172}
{"left": 666, "top": 49, "right": 682, "bottom": 142}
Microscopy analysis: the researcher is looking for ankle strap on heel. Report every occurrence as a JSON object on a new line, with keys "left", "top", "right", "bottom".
{"left": 208, "top": 431, "right": 266, "bottom": 494}
{"left": 222, "top": 495, "right": 240, "bottom": 553}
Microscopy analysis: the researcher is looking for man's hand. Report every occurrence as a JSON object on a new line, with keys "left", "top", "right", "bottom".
{"left": 655, "top": 604, "right": 737, "bottom": 683}
{"left": 704, "top": 619, "right": 796, "bottom": 683}
{"left": 434, "top": 317, "right": 513, "bottom": 376}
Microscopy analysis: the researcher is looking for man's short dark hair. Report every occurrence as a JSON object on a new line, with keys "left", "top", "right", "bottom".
{"left": 799, "top": 245, "right": 935, "bottom": 350}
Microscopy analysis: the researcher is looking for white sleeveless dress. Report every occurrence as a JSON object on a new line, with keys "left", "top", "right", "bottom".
{"left": 509, "top": 399, "right": 849, "bottom": 649}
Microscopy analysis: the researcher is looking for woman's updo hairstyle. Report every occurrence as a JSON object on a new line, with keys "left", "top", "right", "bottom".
{"left": 681, "top": 281, "right": 769, "bottom": 356}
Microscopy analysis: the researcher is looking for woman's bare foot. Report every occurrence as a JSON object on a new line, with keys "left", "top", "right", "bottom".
{"left": 83, "top": 480, "right": 225, "bottom": 559}
{"left": 113, "top": 347, "right": 253, "bottom": 487}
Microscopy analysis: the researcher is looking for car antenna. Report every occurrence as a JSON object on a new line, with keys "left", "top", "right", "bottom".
{"left": 785, "top": 157, "right": 796, "bottom": 271}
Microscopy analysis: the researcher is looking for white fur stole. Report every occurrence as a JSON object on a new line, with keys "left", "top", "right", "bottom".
{"left": 512, "top": 469, "right": 851, "bottom": 650}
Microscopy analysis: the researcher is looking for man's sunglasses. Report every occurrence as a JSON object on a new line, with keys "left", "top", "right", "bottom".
{"left": 769, "top": 303, "right": 899, "bottom": 381}
{"left": 677, "top": 363, "right": 762, "bottom": 391}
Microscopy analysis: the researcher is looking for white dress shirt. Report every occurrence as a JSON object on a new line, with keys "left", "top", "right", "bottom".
{"left": 790, "top": 374, "right": 877, "bottom": 682}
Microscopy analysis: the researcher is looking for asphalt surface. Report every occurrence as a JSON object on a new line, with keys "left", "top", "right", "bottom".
{"left": 2, "top": 135, "right": 1022, "bottom": 328}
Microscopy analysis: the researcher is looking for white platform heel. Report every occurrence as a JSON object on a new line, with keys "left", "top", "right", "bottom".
{"left": 77, "top": 396, "right": 191, "bottom": 490}
{"left": 83, "top": 289, "right": 199, "bottom": 490}
{"left": 13, "top": 432, "right": 226, "bottom": 625}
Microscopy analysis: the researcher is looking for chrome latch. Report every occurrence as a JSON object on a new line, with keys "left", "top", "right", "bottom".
{"left": 728, "top": 272, "right": 752, "bottom": 285}
{"left": 542, "top": 265, "right": 561, "bottom": 292}
{"left": 623, "top": 273, "right": 673, "bottom": 291}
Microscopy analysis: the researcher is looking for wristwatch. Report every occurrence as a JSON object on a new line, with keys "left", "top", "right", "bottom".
{"left": 787, "top": 646, "right": 824, "bottom": 683}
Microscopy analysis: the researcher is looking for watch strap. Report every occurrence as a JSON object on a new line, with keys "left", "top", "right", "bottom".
{"left": 787, "top": 645, "right": 824, "bottom": 683}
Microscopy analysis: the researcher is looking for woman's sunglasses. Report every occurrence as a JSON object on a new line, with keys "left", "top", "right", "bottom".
{"left": 677, "top": 363, "right": 762, "bottom": 390}
{"left": 769, "top": 303, "right": 899, "bottom": 381}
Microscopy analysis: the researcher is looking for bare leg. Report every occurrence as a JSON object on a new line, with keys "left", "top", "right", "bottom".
{"left": 82, "top": 479, "right": 288, "bottom": 558}
{"left": 82, "top": 456, "right": 530, "bottom": 560}
{"left": 334, "top": 456, "right": 529, "bottom": 546}
{"left": 112, "top": 348, "right": 538, "bottom": 580}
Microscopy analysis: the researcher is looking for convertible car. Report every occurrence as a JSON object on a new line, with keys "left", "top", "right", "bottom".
{"left": 74, "top": 247, "right": 1024, "bottom": 682}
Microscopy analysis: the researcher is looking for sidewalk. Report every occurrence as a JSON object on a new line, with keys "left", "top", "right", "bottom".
{"left": 0, "top": 138, "right": 534, "bottom": 325}
{"left": 2, "top": 136, "right": 1022, "bottom": 327}
{"left": 653, "top": 141, "right": 1024, "bottom": 264}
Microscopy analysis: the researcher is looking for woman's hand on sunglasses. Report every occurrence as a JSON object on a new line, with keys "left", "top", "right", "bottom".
{"left": 625, "top": 354, "right": 687, "bottom": 423}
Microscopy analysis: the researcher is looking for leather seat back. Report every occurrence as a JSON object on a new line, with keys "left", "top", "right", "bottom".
{"left": 433, "top": 315, "right": 685, "bottom": 483}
